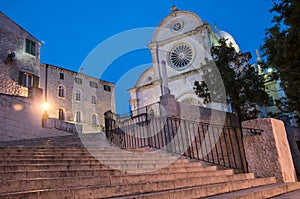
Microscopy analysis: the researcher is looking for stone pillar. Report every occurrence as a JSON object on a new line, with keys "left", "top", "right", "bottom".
{"left": 242, "top": 118, "right": 297, "bottom": 183}
{"left": 159, "top": 94, "right": 180, "bottom": 118}
{"left": 160, "top": 60, "right": 170, "bottom": 96}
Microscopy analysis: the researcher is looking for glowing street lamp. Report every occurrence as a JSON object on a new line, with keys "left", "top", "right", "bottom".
{"left": 42, "top": 102, "right": 50, "bottom": 127}
{"left": 42, "top": 103, "right": 50, "bottom": 111}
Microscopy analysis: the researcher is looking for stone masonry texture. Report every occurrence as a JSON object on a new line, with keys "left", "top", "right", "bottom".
{"left": 242, "top": 118, "right": 297, "bottom": 183}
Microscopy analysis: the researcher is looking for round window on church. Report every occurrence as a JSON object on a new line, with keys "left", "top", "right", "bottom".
{"left": 170, "top": 19, "right": 184, "bottom": 32}
{"left": 168, "top": 43, "right": 194, "bottom": 70}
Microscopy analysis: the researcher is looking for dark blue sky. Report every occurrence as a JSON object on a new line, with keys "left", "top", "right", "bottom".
{"left": 0, "top": 0, "right": 274, "bottom": 113}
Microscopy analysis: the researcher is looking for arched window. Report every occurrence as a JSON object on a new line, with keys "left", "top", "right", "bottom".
{"left": 58, "top": 85, "right": 65, "bottom": 98}
{"left": 75, "top": 111, "right": 82, "bottom": 123}
{"left": 75, "top": 90, "right": 81, "bottom": 101}
{"left": 92, "top": 114, "right": 98, "bottom": 125}
{"left": 58, "top": 108, "right": 65, "bottom": 120}
{"left": 91, "top": 95, "right": 97, "bottom": 104}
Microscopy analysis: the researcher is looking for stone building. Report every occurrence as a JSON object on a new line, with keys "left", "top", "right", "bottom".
{"left": 40, "top": 64, "right": 115, "bottom": 129}
{"left": 0, "top": 11, "right": 115, "bottom": 134}
{"left": 128, "top": 6, "right": 243, "bottom": 112}
{"left": 0, "top": 11, "right": 41, "bottom": 97}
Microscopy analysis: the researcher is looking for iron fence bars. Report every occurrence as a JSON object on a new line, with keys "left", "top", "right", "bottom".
{"left": 117, "top": 102, "right": 161, "bottom": 119}
{"left": 104, "top": 111, "right": 260, "bottom": 173}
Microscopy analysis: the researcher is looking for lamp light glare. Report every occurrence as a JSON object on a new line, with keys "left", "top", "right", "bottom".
{"left": 42, "top": 103, "right": 50, "bottom": 111}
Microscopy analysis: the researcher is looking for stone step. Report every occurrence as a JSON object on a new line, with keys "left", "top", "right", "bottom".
{"left": 272, "top": 188, "right": 300, "bottom": 199}
{"left": 0, "top": 173, "right": 254, "bottom": 194}
{"left": 0, "top": 166, "right": 230, "bottom": 181}
{"left": 0, "top": 154, "right": 179, "bottom": 160}
{"left": 0, "top": 149, "right": 179, "bottom": 157}
{"left": 0, "top": 160, "right": 210, "bottom": 172}
{"left": 0, "top": 154, "right": 181, "bottom": 161}
{"left": 0, "top": 177, "right": 276, "bottom": 198}
{"left": 108, "top": 177, "right": 277, "bottom": 199}
{"left": 0, "top": 147, "right": 158, "bottom": 152}
{"left": 204, "top": 182, "right": 300, "bottom": 199}
{"left": 0, "top": 158, "right": 188, "bottom": 165}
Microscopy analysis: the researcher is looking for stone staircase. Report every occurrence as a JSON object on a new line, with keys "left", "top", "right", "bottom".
{"left": 0, "top": 134, "right": 299, "bottom": 198}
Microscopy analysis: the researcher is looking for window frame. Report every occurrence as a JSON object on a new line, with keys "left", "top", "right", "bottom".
{"left": 89, "top": 81, "right": 98, "bottom": 88}
{"left": 75, "top": 90, "right": 81, "bottom": 102}
{"left": 75, "top": 77, "right": 82, "bottom": 84}
{"left": 25, "top": 38, "right": 37, "bottom": 56}
{"left": 58, "top": 108, "right": 65, "bottom": 120}
{"left": 92, "top": 114, "right": 98, "bottom": 126}
{"left": 104, "top": 85, "right": 111, "bottom": 92}
{"left": 58, "top": 85, "right": 65, "bottom": 98}
{"left": 59, "top": 73, "right": 64, "bottom": 80}
{"left": 75, "top": 111, "right": 82, "bottom": 123}
{"left": 91, "top": 95, "right": 97, "bottom": 104}
{"left": 19, "top": 72, "right": 38, "bottom": 88}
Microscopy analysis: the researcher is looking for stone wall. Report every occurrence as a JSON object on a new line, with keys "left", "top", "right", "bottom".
{"left": 44, "top": 118, "right": 82, "bottom": 134}
{"left": 159, "top": 94, "right": 239, "bottom": 126}
{"left": 0, "top": 12, "right": 41, "bottom": 96}
{"left": 0, "top": 66, "right": 28, "bottom": 96}
{"left": 242, "top": 118, "right": 297, "bottom": 183}
{"left": 0, "top": 93, "right": 70, "bottom": 142}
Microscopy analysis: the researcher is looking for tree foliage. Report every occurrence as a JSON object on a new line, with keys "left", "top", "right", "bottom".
{"left": 261, "top": 0, "right": 300, "bottom": 124}
{"left": 194, "top": 39, "right": 269, "bottom": 122}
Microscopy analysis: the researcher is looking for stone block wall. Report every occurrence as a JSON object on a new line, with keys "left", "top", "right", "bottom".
{"left": 0, "top": 93, "right": 41, "bottom": 141}
{"left": 162, "top": 94, "right": 240, "bottom": 127}
{"left": 0, "top": 66, "right": 28, "bottom": 96}
{"left": 0, "top": 93, "right": 70, "bottom": 142}
{"left": 242, "top": 118, "right": 297, "bottom": 183}
{"left": 0, "top": 11, "right": 41, "bottom": 96}
{"left": 45, "top": 118, "right": 82, "bottom": 134}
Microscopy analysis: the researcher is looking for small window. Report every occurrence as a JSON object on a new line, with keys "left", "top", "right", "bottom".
{"left": 75, "top": 111, "right": 82, "bottom": 123}
{"left": 19, "top": 72, "right": 39, "bottom": 88}
{"left": 92, "top": 95, "right": 97, "bottom": 104}
{"left": 90, "top": 81, "right": 98, "bottom": 88}
{"left": 104, "top": 85, "right": 111, "bottom": 92}
{"left": 59, "top": 73, "right": 64, "bottom": 80}
{"left": 58, "top": 85, "right": 65, "bottom": 98}
{"left": 75, "top": 91, "right": 81, "bottom": 101}
{"left": 75, "top": 77, "right": 82, "bottom": 84}
{"left": 58, "top": 109, "right": 65, "bottom": 120}
{"left": 25, "top": 38, "right": 37, "bottom": 56}
{"left": 92, "top": 114, "right": 98, "bottom": 125}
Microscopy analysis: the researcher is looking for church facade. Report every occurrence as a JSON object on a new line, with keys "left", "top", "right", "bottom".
{"left": 128, "top": 6, "right": 242, "bottom": 112}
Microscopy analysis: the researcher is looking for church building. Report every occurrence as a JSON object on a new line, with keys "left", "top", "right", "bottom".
{"left": 128, "top": 6, "right": 242, "bottom": 112}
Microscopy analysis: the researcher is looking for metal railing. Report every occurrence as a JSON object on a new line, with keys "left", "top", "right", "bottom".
{"left": 117, "top": 102, "right": 161, "bottom": 119}
{"left": 104, "top": 111, "right": 261, "bottom": 173}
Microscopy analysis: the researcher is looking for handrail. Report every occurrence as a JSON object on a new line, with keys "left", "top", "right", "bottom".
{"left": 104, "top": 111, "right": 251, "bottom": 173}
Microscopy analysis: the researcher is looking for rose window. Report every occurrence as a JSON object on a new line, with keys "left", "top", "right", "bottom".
{"left": 168, "top": 44, "right": 193, "bottom": 70}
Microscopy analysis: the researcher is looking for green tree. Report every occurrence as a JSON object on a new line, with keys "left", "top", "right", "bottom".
{"left": 194, "top": 39, "right": 269, "bottom": 122}
{"left": 261, "top": 0, "right": 300, "bottom": 124}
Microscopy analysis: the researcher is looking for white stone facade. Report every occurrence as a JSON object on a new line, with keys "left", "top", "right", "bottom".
{"left": 128, "top": 8, "right": 236, "bottom": 112}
